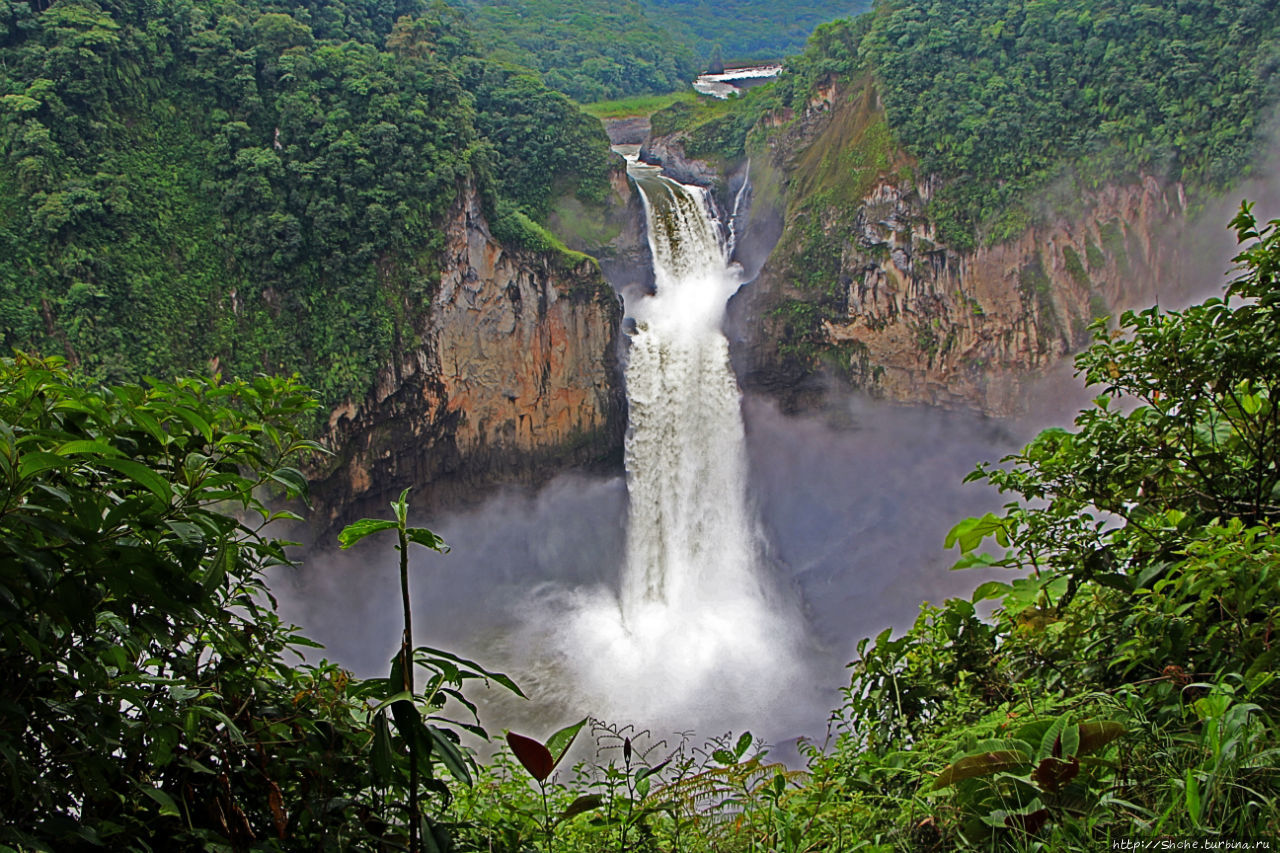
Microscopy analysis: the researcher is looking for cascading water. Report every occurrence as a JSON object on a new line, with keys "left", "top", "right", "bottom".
{"left": 620, "top": 163, "right": 764, "bottom": 624}
{"left": 556, "top": 154, "right": 812, "bottom": 729}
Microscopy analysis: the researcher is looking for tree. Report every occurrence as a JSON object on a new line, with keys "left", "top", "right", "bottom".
{"left": 707, "top": 43, "right": 724, "bottom": 75}
{"left": 0, "top": 355, "right": 515, "bottom": 850}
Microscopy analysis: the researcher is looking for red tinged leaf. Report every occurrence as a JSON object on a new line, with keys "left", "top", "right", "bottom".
{"left": 507, "top": 731, "right": 555, "bottom": 782}
{"left": 268, "top": 781, "right": 287, "bottom": 839}
{"left": 1031, "top": 756, "right": 1079, "bottom": 793}
{"left": 932, "top": 750, "right": 1028, "bottom": 789}
{"left": 1005, "top": 807, "right": 1050, "bottom": 835}
{"left": 1077, "top": 720, "right": 1125, "bottom": 755}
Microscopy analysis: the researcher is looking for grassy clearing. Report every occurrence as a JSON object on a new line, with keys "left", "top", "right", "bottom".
{"left": 579, "top": 90, "right": 701, "bottom": 120}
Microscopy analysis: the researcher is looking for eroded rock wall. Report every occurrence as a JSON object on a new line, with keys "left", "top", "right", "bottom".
{"left": 723, "top": 78, "right": 1192, "bottom": 416}
{"left": 745, "top": 174, "right": 1186, "bottom": 415}
{"left": 311, "top": 183, "right": 625, "bottom": 533}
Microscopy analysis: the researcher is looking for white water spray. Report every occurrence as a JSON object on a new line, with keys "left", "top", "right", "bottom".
{"left": 555, "top": 155, "right": 809, "bottom": 729}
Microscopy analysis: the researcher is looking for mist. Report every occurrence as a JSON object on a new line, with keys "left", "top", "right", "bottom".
{"left": 273, "top": 390, "right": 1037, "bottom": 749}
{"left": 273, "top": 123, "right": 1280, "bottom": 752}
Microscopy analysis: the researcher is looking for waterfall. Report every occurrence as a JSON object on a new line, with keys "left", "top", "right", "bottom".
{"left": 620, "top": 165, "right": 764, "bottom": 623}
{"left": 553, "top": 154, "right": 807, "bottom": 729}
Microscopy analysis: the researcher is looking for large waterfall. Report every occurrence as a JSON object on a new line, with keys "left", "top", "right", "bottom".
{"left": 621, "top": 162, "right": 766, "bottom": 626}
{"left": 557, "top": 154, "right": 809, "bottom": 728}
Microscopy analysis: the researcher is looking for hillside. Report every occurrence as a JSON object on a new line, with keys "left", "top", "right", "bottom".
{"left": 454, "top": 0, "right": 870, "bottom": 102}
{"left": 642, "top": 1, "right": 1280, "bottom": 412}
{"left": 0, "top": 0, "right": 615, "bottom": 410}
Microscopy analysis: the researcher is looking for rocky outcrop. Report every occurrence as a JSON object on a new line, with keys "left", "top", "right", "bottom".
{"left": 724, "top": 77, "right": 1191, "bottom": 416}
{"left": 310, "top": 183, "right": 626, "bottom": 534}
{"left": 548, "top": 156, "right": 655, "bottom": 298}
{"left": 741, "top": 172, "right": 1187, "bottom": 415}
{"left": 639, "top": 135, "right": 722, "bottom": 189}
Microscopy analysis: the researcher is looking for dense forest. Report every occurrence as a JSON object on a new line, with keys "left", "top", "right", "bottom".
{"left": 656, "top": 0, "right": 1280, "bottom": 247}
{"left": 453, "top": 0, "right": 868, "bottom": 103}
{"left": 5, "top": 207, "right": 1278, "bottom": 849}
{"left": 0, "top": 0, "right": 613, "bottom": 410}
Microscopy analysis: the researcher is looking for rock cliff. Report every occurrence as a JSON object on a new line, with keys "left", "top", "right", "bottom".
{"left": 740, "top": 168, "right": 1188, "bottom": 415}
{"left": 310, "top": 182, "right": 626, "bottom": 534}
{"left": 646, "top": 76, "right": 1197, "bottom": 416}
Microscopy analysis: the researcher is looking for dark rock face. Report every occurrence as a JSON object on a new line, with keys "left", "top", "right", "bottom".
{"left": 309, "top": 182, "right": 627, "bottom": 537}
{"left": 602, "top": 116, "right": 651, "bottom": 145}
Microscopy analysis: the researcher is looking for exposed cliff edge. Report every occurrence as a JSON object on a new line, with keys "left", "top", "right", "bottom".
{"left": 309, "top": 182, "right": 627, "bottom": 535}
{"left": 649, "top": 76, "right": 1192, "bottom": 417}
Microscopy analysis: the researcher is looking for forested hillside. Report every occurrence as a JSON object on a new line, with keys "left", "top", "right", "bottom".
{"left": 657, "top": 0, "right": 1280, "bottom": 246}
{"left": 645, "top": 0, "right": 870, "bottom": 65}
{"left": 0, "top": 0, "right": 612, "bottom": 409}
{"left": 455, "top": 0, "right": 869, "bottom": 102}
{"left": 646, "top": 1, "right": 1280, "bottom": 411}
{"left": 865, "top": 0, "right": 1280, "bottom": 248}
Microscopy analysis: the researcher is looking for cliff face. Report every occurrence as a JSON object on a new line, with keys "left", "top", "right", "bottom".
{"left": 741, "top": 171, "right": 1187, "bottom": 415}
{"left": 716, "top": 78, "right": 1192, "bottom": 416}
{"left": 311, "top": 183, "right": 626, "bottom": 533}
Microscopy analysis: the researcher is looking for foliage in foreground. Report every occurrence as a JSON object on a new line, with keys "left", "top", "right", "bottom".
{"left": 0, "top": 357, "right": 516, "bottom": 851}
{"left": 5, "top": 208, "right": 1280, "bottom": 850}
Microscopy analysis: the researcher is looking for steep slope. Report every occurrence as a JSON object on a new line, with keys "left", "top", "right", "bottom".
{"left": 642, "top": 4, "right": 1280, "bottom": 414}
{"left": 736, "top": 77, "right": 1186, "bottom": 414}
{"left": 312, "top": 182, "right": 625, "bottom": 531}
{"left": 0, "top": 0, "right": 631, "bottom": 526}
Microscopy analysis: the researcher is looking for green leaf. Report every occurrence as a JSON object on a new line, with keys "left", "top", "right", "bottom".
{"left": 971, "top": 581, "right": 1012, "bottom": 602}
{"left": 944, "top": 513, "right": 1007, "bottom": 552}
{"left": 545, "top": 717, "right": 588, "bottom": 769}
{"left": 406, "top": 527, "right": 449, "bottom": 552}
{"left": 1037, "top": 713, "right": 1070, "bottom": 762}
{"left": 164, "top": 404, "right": 214, "bottom": 444}
{"left": 371, "top": 712, "right": 394, "bottom": 785}
{"left": 55, "top": 439, "right": 122, "bottom": 457}
{"left": 637, "top": 759, "right": 670, "bottom": 783}
{"left": 269, "top": 466, "right": 309, "bottom": 501}
{"left": 734, "top": 731, "right": 753, "bottom": 759}
{"left": 18, "top": 451, "right": 70, "bottom": 479}
{"left": 100, "top": 458, "right": 173, "bottom": 502}
{"left": 429, "top": 725, "right": 473, "bottom": 785}
{"left": 391, "top": 700, "right": 434, "bottom": 764}
{"left": 392, "top": 487, "right": 411, "bottom": 525}
{"left": 1186, "top": 769, "right": 1202, "bottom": 825}
{"left": 141, "top": 786, "right": 181, "bottom": 818}
{"left": 560, "top": 794, "right": 604, "bottom": 821}
{"left": 414, "top": 646, "right": 525, "bottom": 698}
{"left": 338, "top": 518, "right": 397, "bottom": 549}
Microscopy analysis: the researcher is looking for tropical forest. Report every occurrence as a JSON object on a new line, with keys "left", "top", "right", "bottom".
{"left": 2, "top": 0, "right": 1279, "bottom": 850}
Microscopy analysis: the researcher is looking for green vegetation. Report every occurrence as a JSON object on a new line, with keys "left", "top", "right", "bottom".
{"left": 9, "top": 205, "right": 1278, "bottom": 850}
{"left": 865, "top": 0, "right": 1280, "bottom": 248}
{"left": 0, "top": 0, "right": 612, "bottom": 413}
{"left": 579, "top": 90, "right": 698, "bottom": 121}
{"left": 643, "top": 0, "right": 870, "bottom": 65}
{"left": 453, "top": 0, "right": 870, "bottom": 103}
{"left": 453, "top": 0, "right": 697, "bottom": 103}
{"left": 0, "top": 355, "right": 517, "bottom": 850}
